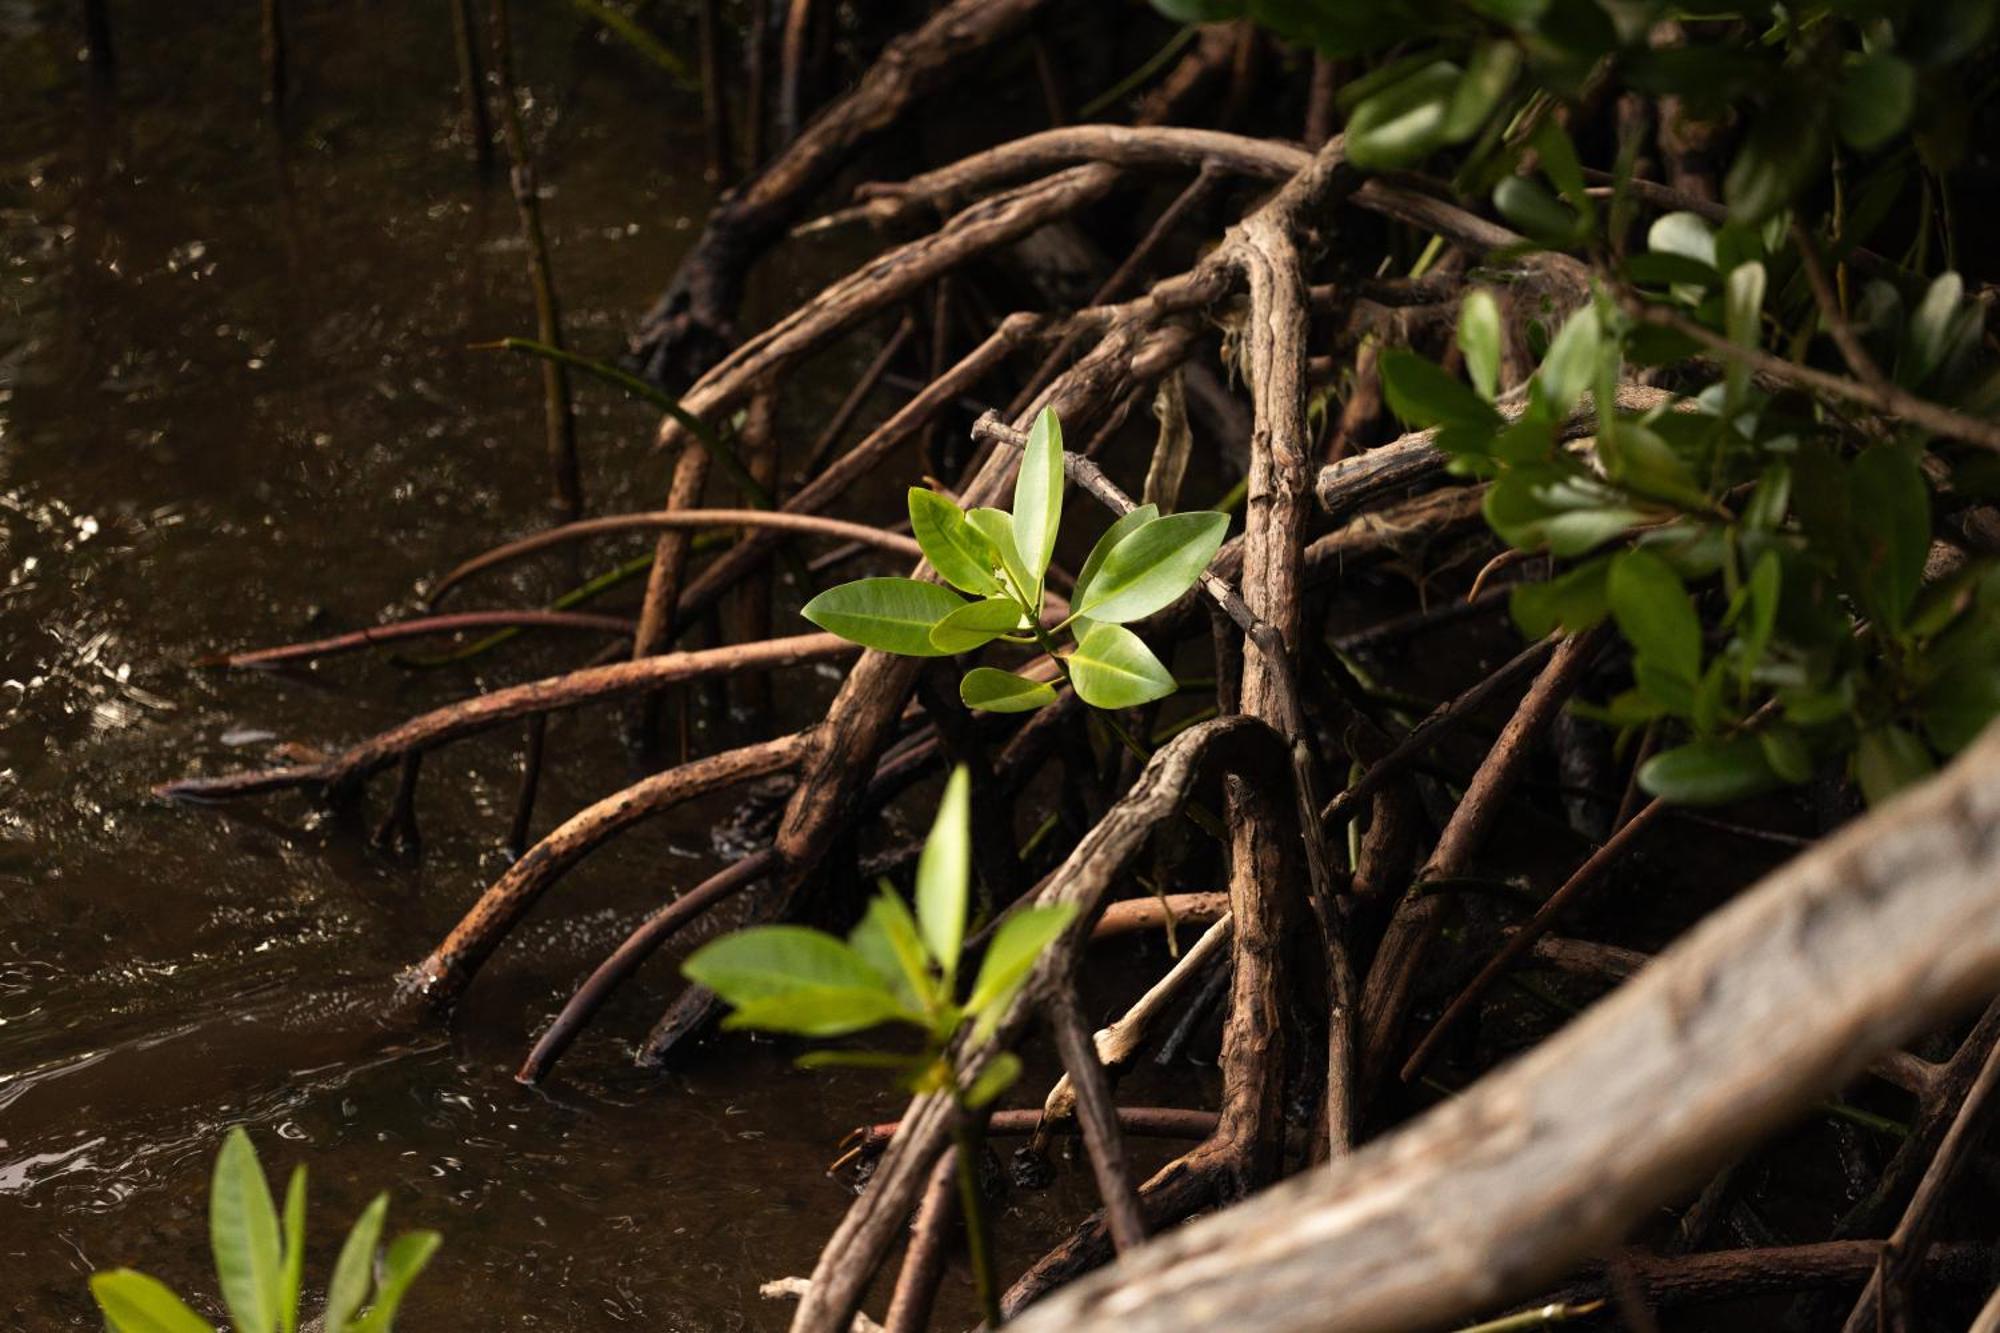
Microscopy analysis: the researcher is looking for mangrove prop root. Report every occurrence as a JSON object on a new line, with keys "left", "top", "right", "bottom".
{"left": 1010, "top": 721, "right": 2000, "bottom": 1333}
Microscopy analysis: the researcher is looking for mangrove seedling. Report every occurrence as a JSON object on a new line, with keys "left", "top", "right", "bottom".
{"left": 682, "top": 765, "right": 1076, "bottom": 1323}
{"left": 88, "top": 1127, "right": 440, "bottom": 1333}
{"left": 800, "top": 406, "right": 1229, "bottom": 714}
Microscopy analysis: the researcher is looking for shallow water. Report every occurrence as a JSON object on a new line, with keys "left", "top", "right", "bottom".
{"left": 0, "top": 4, "right": 1108, "bottom": 1326}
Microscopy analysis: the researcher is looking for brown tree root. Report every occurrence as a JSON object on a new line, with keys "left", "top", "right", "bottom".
{"left": 197, "top": 609, "right": 635, "bottom": 670}
{"left": 155, "top": 633, "right": 852, "bottom": 804}
{"left": 1007, "top": 720, "right": 2000, "bottom": 1333}
{"left": 628, "top": 0, "right": 1058, "bottom": 382}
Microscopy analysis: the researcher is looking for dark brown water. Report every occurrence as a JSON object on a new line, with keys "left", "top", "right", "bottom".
{"left": 0, "top": 4, "right": 1110, "bottom": 1326}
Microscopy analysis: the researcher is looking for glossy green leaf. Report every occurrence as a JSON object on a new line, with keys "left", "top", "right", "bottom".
{"left": 1013, "top": 407, "right": 1065, "bottom": 588}
{"left": 278, "top": 1166, "right": 306, "bottom": 1333}
{"left": 1855, "top": 726, "right": 1935, "bottom": 807}
{"left": 1072, "top": 504, "right": 1159, "bottom": 611}
{"left": 1457, "top": 289, "right": 1502, "bottom": 401}
{"left": 1067, "top": 622, "right": 1177, "bottom": 709}
{"left": 683, "top": 926, "right": 908, "bottom": 1036}
{"left": 325, "top": 1194, "right": 387, "bottom": 1333}
{"left": 348, "top": 1231, "right": 441, "bottom": 1333}
{"left": 967, "top": 508, "right": 1038, "bottom": 608}
{"left": 962, "top": 1052, "right": 1023, "bottom": 1110}
{"left": 960, "top": 667, "right": 1059, "bottom": 714}
{"left": 1484, "top": 466, "right": 1650, "bottom": 556}
{"left": 928, "top": 596, "right": 1028, "bottom": 654}
{"left": 1639, "top": 736, "right": 1780, "bottom": 805}
{"left": 967, "top": 904, "right": 1079, "bottom": 1041}
{"left": 1837, "top": 52, "right": 1915, "bottom": 150}
{"left": 908, "top": 488, "right": 1000, "bottom": 596}
{"left": 1907, "top": 271, "right": 1965, "bottom": 386}
{"left": 1609, "top": 548, "right": 1702, "bottom": 689}
{"left": 1380, "top": 349, "right": 1500, "bottom": 430}
{"left": 1073, "top": 512, "right": 1229, "bottom": 624}
{"left": 802, "top": 578, "right": 966, "bottom": 657}
{"left": 916, "top": 767, "right": 972, "bottom": 980}
{"left": 212, "top": 1127, "right": 282, "bottom": 1333}
{"left": 89, "top": 1271, "right": 216, "bottom": 1333}
{"left": 1536, "top": 304, "right": 1601, "bottom": 415}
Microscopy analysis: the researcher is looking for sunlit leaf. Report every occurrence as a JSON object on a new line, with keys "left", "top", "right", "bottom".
{"left": 211, "top": 1128, "right": 282, "bottom": 1333}
{"left": 1067, "top": 622, "right": 1177, "bottom": 708}
{"left": 1072, "top": 512, "right": 1229, "bottom": 624}
{"left": 278, "top": 1166, "right": 306, "bottom": 1333}
{"left": 1511, "top": 557, "right": 1611, "bottom": 638}
{"left": 1380, "top": 349, "right": 1500, "bottom": 430}
{"left": 348, "top": 1231, "right": 441, "bottom": 1333}
{"left": 967, "top": 904, "right": 1079, "bottom": 1038}
{"left": 325, "top": 1194, "right": 387, "bottom": 1333}
{"left": 1072, "top": 504, "right": 1159, "bottom": 612}
{"left": 1457, "top": 288, "right": 1503, "bottom": 401}
{"left": 908, "top": 488, "right": 1000, "bottom": 596}
{"left": 967, "top": 508, "right": 1038, "bottom": 608}
{"left": 962, "top": 1052, "right": 1023, "bottom": 1110}
{"left": 802, "top": 578, "right": 966, "bottom": 656}
{"left": 960, "top": 667, "right": 1059, "bottom": 714}
{"left": 683, "top": 927, "right": 909, "bottom": 1035}
{"left": 928, "top": 596, "right": 1028, "bottom": 654}
{"left": 915, "top": 767, "right": 972, "bottom": 980}
{"left": 1013, "top": 406, "right": 1065, "bottom": 588}
{"left": 1536, "top": 304, "right": 1601, "bottom": 414}
{"left": 850, "top": 889, "right": 937, "bottom": 1012}
{"left": 89, "top": 1271, "right": 216, "bottom": 1333}
{"left": 1345, "top": 61, "right": 1460, "bottom": 169}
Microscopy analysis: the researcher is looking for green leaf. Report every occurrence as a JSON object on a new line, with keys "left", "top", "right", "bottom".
{"left": 1723, "top": 261, "right": 1765, "bottom": 408}
{"left": 1484, "top": 465, "right": 1650, "bottom": 556}
{"left": 928, "top": 596, "right": 1028, "bottom": 653}
{"left": 962, "top": 1052, "right": 1023, "bottom": 1110}
{"left": 1072, "top": 504, "right": 1159, "bottom": 611}
{"left": 1457, "top": 289, "right": 1503, "bottom": 402}
{"left": 348, "top": 1231, "right": 441, "bottom": 1333}
{"left": 1647, "top": 211, "right": 1717, "bottom": 268}
{"left": 916, "top": 767, "right": 972, "bottom": 980}
{"left": 1493, "top": 175, "right": 1581, "bottom": 246}
{"left": 1907, "top": 271, "right": 1965, "bottom": 386}
{"left": 325, "top": 1194, "right": 387, "bottom": 1333}
{"left": 1919, "top": 658, "right": 2000, "bottom": 754}
{"left": 278, "top": 1166, "right": 306, "bottom": 1333}
{"left": 967, "top": 508, "right": 1039, "bottom": 608}
{"left": 960, "top": 667, "right": 1059, "bottom": 714}
{"left": 1855, "top": 726, "right": 1935, "bottom": 807}
{"left": 89, "top": 1271, "right": 216, "bottom": 1333}
{"left": 1013, "top": 406, "right": 1065, "bottom": 588}
{"left": 1850, "top": 446, "right": 1930, "bottom": 635}
{"left": 1536, "top": 304, "right": 1601, "bottom": 415}
{"left": 1067, "top": 622, "right": 1177, "bottom": 709}
{"left": 801, "top": 578, "right": 966, "bottom": 657}
{"left": 683, "top": 926, "right": 909, "bottom": 1036}
{"left": 212, "top": 1127, "right": 283, "bottom": 1333}
{"left": 1734, "top": 549, "right": 1781, "bottom": 689}
{"left": 1510, "top": 557, "right": 1611, "bottom": 638}
{"left": 1639, "top": 737, "right": 1781, "bottom": 805}
{"left": 1442, "top": 40, "right": 1521, "bottom": 141}
{"left": 1837, "top": 52, "right": 1915, "bottom": 151}
{"left": 1379, "top": 349, "right": 1501, "bottom": 430}
{"left": 850, "top": 889, "right": 937, "bottom": 1012}
{"left": 967, "top": 904, "right": 1079, "bottom": 1042}
{"left": 1345, "top": 61, "right": 1460, "bottom": 169}
{"left": 1073, "top": 512, "right": 1229, "bottom": 624}
{"left": 1758, "top": 725, "right": 1814, "bottom": 785}
{"left": 908, "top": 488, "right": 1001, "bottom": 597}
{"left": 1609, "top": 548, "right": 1703, "bottom": 689}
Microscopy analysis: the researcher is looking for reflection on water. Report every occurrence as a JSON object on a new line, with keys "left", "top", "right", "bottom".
{"left": 0, "top": 3, "right": 1048, "bottom": 1326}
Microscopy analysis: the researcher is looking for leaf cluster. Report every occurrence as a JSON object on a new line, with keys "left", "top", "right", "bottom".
{"left": 89, "top": 1128, "right": 438, "bottom": 1333}
{"left": 682, "top": 768, "right": 1077, "bottom": 1107}
{"left": 801, "top": 408, "right": 1229, "bottom": 713}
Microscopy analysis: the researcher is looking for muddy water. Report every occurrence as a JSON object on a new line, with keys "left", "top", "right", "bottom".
{"left": 0, "top": 4, "right": 1102, "bottom": 1326}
